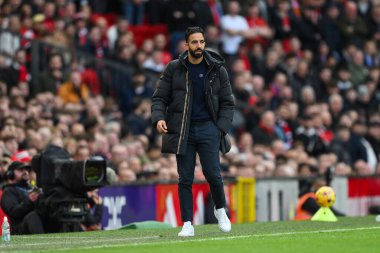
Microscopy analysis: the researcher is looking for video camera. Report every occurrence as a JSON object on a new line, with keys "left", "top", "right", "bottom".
{"left": 31, "top": 145, "right": 108, "bottom": 232}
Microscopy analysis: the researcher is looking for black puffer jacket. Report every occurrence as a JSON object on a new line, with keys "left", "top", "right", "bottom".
{"left": 151, "top": 50, "right": 235, "bottom": 155}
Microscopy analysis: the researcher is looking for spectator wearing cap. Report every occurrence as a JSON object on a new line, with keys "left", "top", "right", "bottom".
{"left": 31, "top": 14, "right": 47, "bottom": 38}
{"left": 1, "top": 161, "right": 45, "bottom": 234}
{"left": 11, "top": 150, "right": 32, "bottom": 163}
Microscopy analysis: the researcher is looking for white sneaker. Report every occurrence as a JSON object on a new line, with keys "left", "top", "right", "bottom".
{"left": 178, "top": 221, "right": 194, "bottom": 237}
{"left": 214, "top": 208, "right": 231, "bottom": 232}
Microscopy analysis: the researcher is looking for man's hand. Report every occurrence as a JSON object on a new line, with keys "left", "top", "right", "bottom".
{"left": 156, "top": 120, "right": 168, "bottom": 134}
{"left": 87, "top": 190, "right": 102, "bottom": 205}
{"left": 52, "top": 70, "right": 62, "bottom": 79}
{"left": 28, "top": 192, "right": 39, "bottom": 202}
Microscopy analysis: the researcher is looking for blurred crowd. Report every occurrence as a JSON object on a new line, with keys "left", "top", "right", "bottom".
{"left": 0, "top": 0, "right": 380, "bottom": 187}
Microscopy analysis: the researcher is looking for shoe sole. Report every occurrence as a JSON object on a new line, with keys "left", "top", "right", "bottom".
{"left": 218, "top": 225, "right": 231, "bottom": 233}
{"left": 178, "top": 233, "right": 194, "bottom": 237}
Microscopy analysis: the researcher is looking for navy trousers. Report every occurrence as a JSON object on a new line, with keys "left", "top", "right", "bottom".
{"left": 176, "top": 121, "right": 226, "bottom": 222}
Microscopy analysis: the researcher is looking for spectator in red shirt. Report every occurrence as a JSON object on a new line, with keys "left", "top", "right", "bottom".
{"left": 245, "top": 2, "right": 273, "bottom": 50}
{"left": 42, "top": 2, "right": 56, "bottom": 33}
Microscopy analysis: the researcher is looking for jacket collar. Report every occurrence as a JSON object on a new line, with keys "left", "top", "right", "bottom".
{"left": 179, "top": 49, "right": 225, "bottom": 68}
{"left": 2, "top": 181, "right": 29, "bottom": 191}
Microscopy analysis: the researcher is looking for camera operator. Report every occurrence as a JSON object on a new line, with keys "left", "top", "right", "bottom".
{"left": 1, "top": 161, "right": 45, "bottom": 234}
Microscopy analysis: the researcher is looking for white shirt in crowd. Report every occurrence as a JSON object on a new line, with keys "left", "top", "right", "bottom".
{"left": 220, "top": 14, "right": 249, "bottom": 55}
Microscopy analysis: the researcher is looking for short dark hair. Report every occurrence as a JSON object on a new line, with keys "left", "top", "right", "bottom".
{"left": 185, "top": 27, "right": 205, "bottom": 42}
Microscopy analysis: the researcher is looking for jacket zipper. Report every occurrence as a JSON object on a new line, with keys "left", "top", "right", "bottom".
{"left": 177, "top": 70, "right": 190, "bottom": 154}
{"left": 204, "top": 59, "right": 217, "bottom": 122}
{"left": 209, "top": 86, "right": 217, "bottom": 122}
{"left": 204, "top": 58, "right": 214, "bottom": 90}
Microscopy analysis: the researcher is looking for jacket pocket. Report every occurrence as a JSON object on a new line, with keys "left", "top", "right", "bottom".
{"left": 162, "top": 134, "right": 179, "bottom": 154}
{"left": 166, "top": 112, "right": 182, "bottom": 134}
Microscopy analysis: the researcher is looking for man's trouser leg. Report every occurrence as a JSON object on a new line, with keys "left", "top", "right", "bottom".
{"left": 197, "top": 121, "right": 226, "bottom": 209}
{"left": 176, "top": 125, "right": 196, "bottom": 222}
{"left": 22, "top": 211, "right": 45, "bottom": 234}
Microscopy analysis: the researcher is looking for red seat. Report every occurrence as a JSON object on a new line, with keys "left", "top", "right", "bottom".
{"left": 129, "top": 24, "right": 168, "bottom": 48}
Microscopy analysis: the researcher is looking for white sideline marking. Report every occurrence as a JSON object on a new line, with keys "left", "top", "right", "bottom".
{"left": 20, "top": 226, "right": 379, "bottom": 251}
{"left": 18, "top": 236, "right": 160, "bottom": 246}
{"left": 133, "top": 226, "right": 380, "bottom": 245}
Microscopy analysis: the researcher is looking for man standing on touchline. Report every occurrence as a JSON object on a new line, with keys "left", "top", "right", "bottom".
{"left": 151, "top": 26, "right": 235, "bottom": 237}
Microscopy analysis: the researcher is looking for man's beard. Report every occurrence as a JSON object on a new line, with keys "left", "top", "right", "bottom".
{"left": 189, "top": 48, "right": 204, "bottom": 59}
{"left": 20, "top": 173, "right": 29, "bottom": 185}
{"left": 19, "top": 178, "right": 29, "bottom": 186}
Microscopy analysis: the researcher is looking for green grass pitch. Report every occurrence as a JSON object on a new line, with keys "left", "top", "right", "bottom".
{"left": 2, "top": 216, "right": 380, "bottom": 253}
